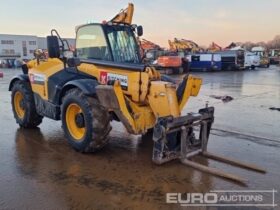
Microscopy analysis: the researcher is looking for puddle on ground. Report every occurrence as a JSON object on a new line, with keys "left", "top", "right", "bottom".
{"left": 209, "top": 95, "right": 234, "bottom": 103}
{"left": 269, "top": 107, "right": 280, "bottom": 111}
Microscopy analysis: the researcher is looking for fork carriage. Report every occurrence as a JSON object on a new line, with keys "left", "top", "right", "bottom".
{"left": 152, "top": 106, "right": 266, "bottom": 184}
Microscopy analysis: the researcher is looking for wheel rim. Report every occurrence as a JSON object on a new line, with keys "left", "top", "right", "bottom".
{"left": 66, "top": 103, "right": 86, "bottom": 141}
{"left": 14, "top": 91, "right": 25, "bottom": 119}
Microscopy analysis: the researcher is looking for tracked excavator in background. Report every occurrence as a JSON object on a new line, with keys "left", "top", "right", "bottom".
{"left": 139, "top": 38, "right": 185, "bottom": 75}
{"left": 207, "top": 42, "right": 223, "bottom": 52}
{"left": 138, "top": 38, "right": 163, "bottom": 64}
{"left": 156, "top": 38, "right": 206, "bottom": 74}
{"left": 9, "top": 3, "right": 265, "bottom": 184}
{"left": 140, "top": 38, "right": 162, "bottom": 51}
{"left": 168, "top": 38, "right": 203, "bottom": 53}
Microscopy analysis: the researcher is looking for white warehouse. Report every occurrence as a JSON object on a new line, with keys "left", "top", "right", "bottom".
{"left": 0, "top": 34, "right": 75, "bottom": 61}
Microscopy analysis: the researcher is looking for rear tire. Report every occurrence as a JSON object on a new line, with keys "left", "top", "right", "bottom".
{"left": 61, "top": 89, "right": 111, "bottom": 152}
{"left": 11, "top": 81, "right": 43, "bottom": 128}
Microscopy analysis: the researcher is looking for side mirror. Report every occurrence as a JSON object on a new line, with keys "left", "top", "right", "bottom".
{"left": 47, "top": 36, "right": 60, "bottom": 58}
{"left": 67, "top": 57, "right": 81, "bottom": 68}
{"left": 137, "top": 25, "right": 143, "bottom": 37}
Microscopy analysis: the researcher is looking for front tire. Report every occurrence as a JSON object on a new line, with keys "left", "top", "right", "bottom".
{"left": 61, "top": 89, "right": 111, "bottom": 152}
{"left": 11, "top": 81, "right": 43, "bottom": 128}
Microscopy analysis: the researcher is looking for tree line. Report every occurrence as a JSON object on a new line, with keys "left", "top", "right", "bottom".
{"left": 237, "top": 35, "right": 280, "bottom": 51}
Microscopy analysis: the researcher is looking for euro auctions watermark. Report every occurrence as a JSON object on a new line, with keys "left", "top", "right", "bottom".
{"left": 166, "top": 189, "right": 277, "bottom": 207}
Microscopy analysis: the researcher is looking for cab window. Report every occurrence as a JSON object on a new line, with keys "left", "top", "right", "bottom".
{"left": 106, "top": 25, "right": 140, "bottom": 64}
{"left": 76, "top": 25, "right": 112, "bottom": 61}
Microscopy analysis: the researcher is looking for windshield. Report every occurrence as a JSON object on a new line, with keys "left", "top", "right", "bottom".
{"left": 254, "top": 51, "right": 264, "bottom": 56}
{"left": 106, "top": 25, "right": 140, "bottom": 64}
{"left": 76, "top": 25, "right": 112, "bottom": 61}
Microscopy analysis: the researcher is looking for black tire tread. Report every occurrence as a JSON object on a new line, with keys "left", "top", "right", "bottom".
{"left": 11, "top": 81, "right": 43, "bottom": 128}
{"left": 61, "top": 88, "right": 111, "bottom": 152}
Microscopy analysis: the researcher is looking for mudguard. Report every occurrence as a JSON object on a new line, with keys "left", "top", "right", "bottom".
{"left": 61, "top": 79, "right": 99, "bottom": 98}
{"left": 9, "top": 74, "right": 30, "bottom": 91}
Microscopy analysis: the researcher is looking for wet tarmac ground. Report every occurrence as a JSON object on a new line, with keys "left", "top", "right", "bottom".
{"left": 0, "top": 67, "right": 279, "bottom": 210}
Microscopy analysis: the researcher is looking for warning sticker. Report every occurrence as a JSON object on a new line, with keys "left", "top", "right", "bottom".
{"left": 29, "top": 73, "right": 46, "bottom": 85}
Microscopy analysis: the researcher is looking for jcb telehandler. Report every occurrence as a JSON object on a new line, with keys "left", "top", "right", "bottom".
{"left": 9, "top": 3, "right": 265, "bottom": 184}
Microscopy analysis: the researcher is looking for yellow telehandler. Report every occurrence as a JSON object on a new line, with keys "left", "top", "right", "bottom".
{"left": 9, "top": 3, "right": 265, "bottom": 184}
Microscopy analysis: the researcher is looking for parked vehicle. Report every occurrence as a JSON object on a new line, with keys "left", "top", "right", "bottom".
{"left": 251, "top": 47, "right": 270, "bottom": 68}
{"left": 245, "top": 51, "right": 260, "bottom": 69}
{"left": 218, "top": 49, "right": 245, "bottom": 70}
{"left": 154, "top": 37, "right": 202, "bottom": 74}
{"left": 269, "top": 49, "right": 280, "bottom": 64}
{"left": 151, "top": 50, "right": 190, "bottom": 74}
{"left": 190, "top": 53, "right": 222, "bottom": 71}
{"left": 156, "top": 54, "right": 183, "bottom": 74}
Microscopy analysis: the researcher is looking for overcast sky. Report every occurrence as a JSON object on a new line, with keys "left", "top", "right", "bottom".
{"left": 0, "top": 0, "right": 279, "bottom": 47}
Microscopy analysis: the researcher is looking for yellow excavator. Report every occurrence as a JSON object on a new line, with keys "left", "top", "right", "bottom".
{"left": 168, "top": 38, "right": 203, "bottom": 53}
{"left": 9, "top": 3, "right": 265, "bottom": 184}
{"left": 208, "top": 42, "right": 223, "bottom": 52}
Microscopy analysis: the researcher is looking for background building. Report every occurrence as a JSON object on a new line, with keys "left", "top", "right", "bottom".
{"left": 0, "top": 34, "right": 75, "bottom": 67}
{"left": 0, "top": 34, "right": 38, "bottom": 60}
{"left": 37, "top": 37, "right": 76, "bottom": 51}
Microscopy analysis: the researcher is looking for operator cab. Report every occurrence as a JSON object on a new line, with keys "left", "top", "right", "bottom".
{"left": 75, "top": 23, "right": 142, "bottom": 64}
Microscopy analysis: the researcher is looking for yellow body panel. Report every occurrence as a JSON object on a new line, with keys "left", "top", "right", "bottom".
{"left": 28, "top": 58, "right": 63, "bottom": 100}
{"left": 28, "top": 58, "right": 161, "bottom": 104}
{"left": 148, "top": 81, "right": 180, "bottom": 118}
{"left": 126, "top": 97, "right": 156, "bottom": 133}
{"left": 27, "top": 57, "right": 202, "bottom": 135}
{"left": 179, "top": 75, "right": 202, "bottom": 111}
{"left": 97, "top": 81, "right": 156, "bottom": 134}
{"left": 112, "top": 82, "right": 137, "bottom": 132}
{"left": 78, "top": 63, "right": 151, "bottom": 103}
